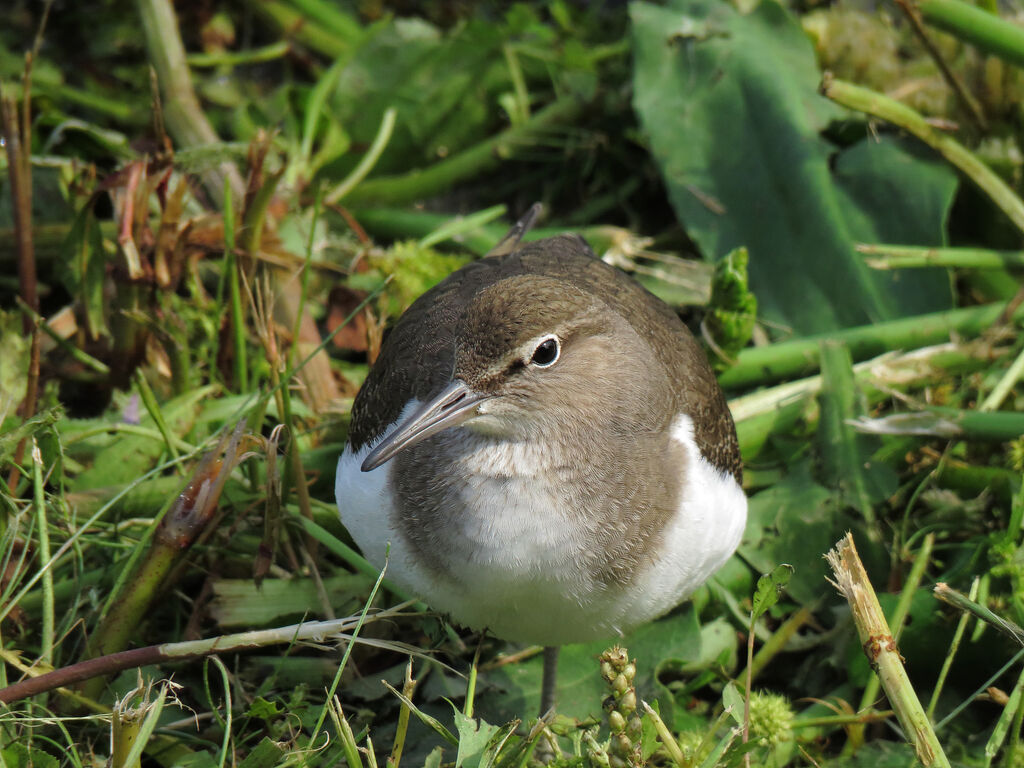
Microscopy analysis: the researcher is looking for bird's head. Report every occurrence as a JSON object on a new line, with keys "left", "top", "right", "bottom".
{"left": 360, "top": 274, "right": 662, "bottom": 472}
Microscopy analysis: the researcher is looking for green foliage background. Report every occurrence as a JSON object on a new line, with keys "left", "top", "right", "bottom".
{"left": 0, "top": 0, "right": 1023, "bottom": 766}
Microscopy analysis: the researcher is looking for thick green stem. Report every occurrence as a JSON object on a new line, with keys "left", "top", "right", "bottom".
{"left": 858, "top": 244, "right": 1024, "bottom": 270}
{"left": 852, "top": 534, "right": 935, "bottom": 743}
{"left": 821, "top": 75, "right": 1024, "bottom": 236}
{"left": 980, "top": 344, "right": 1024, "bottom": 411}
{"left": 827, "top": 534, "right": 951, "bottom": 768}
{"left": 918, "top": 0, "right": 1024, "bottom": 69}
{"left": 719, "top": 300, "right": 1024, "bottom": 390}
{"left": 853, "top": 406, "right": 1024, "bottom": 442}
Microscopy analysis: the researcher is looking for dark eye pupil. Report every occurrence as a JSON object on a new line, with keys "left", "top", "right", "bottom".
{"left": 532, "top": 338, "right": 558, "bottom": 366}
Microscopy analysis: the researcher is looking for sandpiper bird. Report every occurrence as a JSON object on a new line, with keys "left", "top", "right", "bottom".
{"left": 336, "top": 212, "right": 747, "bottom": 714}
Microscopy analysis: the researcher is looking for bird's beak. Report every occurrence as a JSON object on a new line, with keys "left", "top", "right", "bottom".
{"left": 360, "top": 379, "right": 490, "bottom": 472}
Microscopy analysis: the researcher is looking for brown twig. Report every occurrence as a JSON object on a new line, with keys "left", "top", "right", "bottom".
{"left": 1, "top": 80, "right": 40, "bottom": 492}
{"left": 893, "top": 0, "right": 987, "bottom": 132}
{"left": 0, "top": 609, "right": 409, "bottom": 705}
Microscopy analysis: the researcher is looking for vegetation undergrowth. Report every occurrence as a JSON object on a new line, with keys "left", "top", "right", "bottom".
{"left": 1, "top": 0, "right": 1024, "bottom": 766}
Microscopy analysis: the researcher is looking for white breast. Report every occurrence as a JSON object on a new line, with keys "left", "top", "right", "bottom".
{"left": 335, "top": 402, "right": 747, "bottom": 645}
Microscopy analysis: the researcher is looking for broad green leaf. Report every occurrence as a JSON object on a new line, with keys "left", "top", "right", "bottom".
{"left": 751, "top": 564, "right": 794, "bottom": 621}
{"left": 245, "top": 697, "right": 284, "bottom": 721}
{"left": 329, "top": 19, "right": 507, "bottom": 177}
{"left": 0, "top": 744, "right": 59, "bottom": 768}
{"left": 631, "top": 0, "right": 956, "bottom": 334}
{"left": 453, "top": 709, "right": 507, "bottom": 768}
{"left": 740, "top": 466, "right": 838, "bottom": 605}
{"left": 63, "top": 385, "right": 216, "bottom": 491}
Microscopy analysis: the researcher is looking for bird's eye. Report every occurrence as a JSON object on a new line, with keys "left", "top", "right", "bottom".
{"left": 530, "top": 336, "right": 560, "bottom": 367}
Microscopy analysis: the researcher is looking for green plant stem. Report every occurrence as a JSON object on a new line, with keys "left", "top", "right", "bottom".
{"left": 79, "top": 544, "right": 179, "bottom": 701}
{"left": 209, "top": 657, "right": 232, "bottom": 768}
{"left": 277, "top": 0, "right": 364, "bottom": 41}
{"left": 858, "top": 244, "right": 1024, "bottom": 269}
{"left": 222, "top": 180, "right": 247, "bottom": 393}
{"left": 247, "top": 0, "right": 353, "bottom": 59}
{"left": 980, "top": 343, "right": 1024, "bottom": 411}
{"left": 794, "top": 711, "right": 894, "bottom": 728}
{"left": 818, "top": 340, "right": 877, "bottom": 531}
{"left": 330, "top": 700, "right": 364, "bottom": 768}
{"left": 1009, "top": 682, "right": 1024, "bottom": 766}
{"left": 732, "top": 342, "right": 1002, "bottom": 459}
{"left": 853, "top": 406, "right": 1024, "bottom": 442}
{"left": 641, "top": 702, "right": 686, "bottom": 766}
{"left": 821, "top": 75, "right": 1024, "bottom": 236}
{"left": 80, "top": 427, "right": 244, "bottom": 701}
{"left": 389, "top": 659, "right": 416, "bottom": 768}
{"left": 918, "top": 0, "right": 1024, "bottom": 69}
{"left": 325, "top": 107, "right": 397, "bottom": 205}
{"left": 748, "top": 605, "right": 814, "bottom": 683}
{"left": 132, "top": 370, "right": 179, "bottom": 461}
{"left": 935, "top": 462, "right": 1020, "bottom": 505}
{"left": 187, "top": 41, "right": 291, "bottom": 68}
{"left": 306, "top": 560, "right": 388, "bottom": 751}
{"left": 827, "top": 534, "right": 951, "bottom": 768}
{"left": 851, "top": 534, "right": 935, "bottom": 743}
{"left": 341, "top": 95, "right": 587, "bottom": 206}
{"left": 30, "top": 441, "right": 53, "bottom": 668}
{"left": 465, "top": 640, "right": 482, "bottom": 718}
{"left": 502, "top": 44, "right": 530, "bottom": 124}
{"left": 15, "top": 297, "right": 110, "bottom": 375}
{"left": 934, "top": 583, "right": 1024, "bottom": 644}
{"left": 986, "top": 664, "right": 1024, "bottom": 767}
{"left": 719, "top": 300, "right": 1024, "bottom": 389}
{"left": 0, "top": 605, "right": 413, "bottom": 705}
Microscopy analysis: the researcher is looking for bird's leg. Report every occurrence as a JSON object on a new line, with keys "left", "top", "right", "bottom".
{"left": 539, "top": 645, "right": 559, "bottom": 716}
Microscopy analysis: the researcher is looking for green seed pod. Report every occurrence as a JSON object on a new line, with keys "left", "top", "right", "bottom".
{"left": 613, "top": 733, "right": 632, "bottom": 754}
{"left": 613, "top": 674, "right": 628, "bottom": 694}
{"left": 623, "top": 662, "right": 636, "bottom": 683}
{"left": 627, "top": 715, "right": 642, "bottom": 740}
{"left": 619, "top": 689, "right": 637, "bottom": 713}
{"left": 609, "top": 710, "right": 627, "bottom": 732}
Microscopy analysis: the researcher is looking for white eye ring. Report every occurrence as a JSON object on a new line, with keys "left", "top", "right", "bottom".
{"left": 529, "top": 335, "right": 560, "bottom": 368}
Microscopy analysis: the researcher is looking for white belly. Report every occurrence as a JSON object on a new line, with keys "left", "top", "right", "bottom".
{"left": 335, "top": 404, "right": 747, "bottom": 645}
